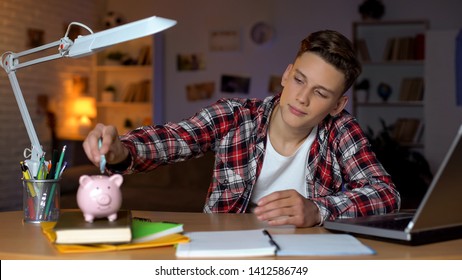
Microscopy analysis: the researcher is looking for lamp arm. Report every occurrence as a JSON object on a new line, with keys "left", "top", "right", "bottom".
{"left": 0, "top": 38, "right": 73, "bottom": 176}
{"left": 7, "top": 70, "right": 43, "bottom": 175}
{"left": 3, "top": 38, "right": 73, "bottom": 72}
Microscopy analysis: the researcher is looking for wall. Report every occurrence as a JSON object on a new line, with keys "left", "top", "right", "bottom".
{"left": 0, "top": 0, "right": 101, "bottom": 210}
{"left": 425, "top": 30, "right": 462, "bottom": 172}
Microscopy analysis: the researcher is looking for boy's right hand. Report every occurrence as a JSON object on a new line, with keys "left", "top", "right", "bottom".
{"left": 82, "top": 123, "right": 129, "bottom": 167}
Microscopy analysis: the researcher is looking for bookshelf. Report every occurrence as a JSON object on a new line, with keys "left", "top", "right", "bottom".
{"left": 352, "top": 20, "right": 429, "bottom": 147}
{"left": 93, "top": 35, "right": 161, "bottom": 134}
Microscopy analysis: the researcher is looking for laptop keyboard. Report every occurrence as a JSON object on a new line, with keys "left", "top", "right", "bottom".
{"left": 362, "top": 216, "right": 413, "bottom": 231}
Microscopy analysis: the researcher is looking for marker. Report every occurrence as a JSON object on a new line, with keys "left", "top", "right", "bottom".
{"left": 20, "top": 162, "right": 36, "bottom": 197}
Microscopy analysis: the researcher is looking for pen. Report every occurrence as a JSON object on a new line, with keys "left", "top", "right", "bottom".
{"left": 98, "top": 138, "right": 106, "bottom": 174}
{"left": 263, "top": 229, "right": 280, "bottom": 251}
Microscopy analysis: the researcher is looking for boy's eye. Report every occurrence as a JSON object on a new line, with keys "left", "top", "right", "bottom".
{"left": 294, "top": 76, "right": 303, "bottom": 84}
{"left": 315, "top": 90, "right": 327, "bottom": 98}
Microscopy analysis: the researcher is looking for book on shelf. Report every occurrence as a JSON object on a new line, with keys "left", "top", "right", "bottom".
{"left": 122, "top": 80, "right": 151, "bottom": 102}
{"left": 137, "top": 45, "right": 152, "bottom": 65}
{"left": 175, "top": 229, "right": 374, "bottom": 258}
{"left": 399, "top": 77, "right": 424, "bottom": 101}
{"left": 53, "top": 210, "right": 132, "bottom": 244}
{"left": 383, "top": 34, "right": 425, "bottom": 61}
{"left": 131, "top": 218, "right": 184, "bottom": 243}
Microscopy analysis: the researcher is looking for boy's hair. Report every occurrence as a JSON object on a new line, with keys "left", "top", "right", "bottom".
{"left": 296, "top": 30, "right": 361, "bottom": 94}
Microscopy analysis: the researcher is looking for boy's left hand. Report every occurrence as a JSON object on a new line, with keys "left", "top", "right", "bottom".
{"left": 254, "top": 189, "right": 321, "bottom": 227}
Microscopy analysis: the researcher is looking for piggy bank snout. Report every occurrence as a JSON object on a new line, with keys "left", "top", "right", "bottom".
{"left": 96, "top": 193, "right": 112, "bottom": 206}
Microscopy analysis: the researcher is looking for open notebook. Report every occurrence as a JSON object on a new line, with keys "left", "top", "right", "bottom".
{"left": 175, "top": 229, "right": 374, "bottom": 257}
{"left": 324, "top": 125, "right": 462, "bottom": 245}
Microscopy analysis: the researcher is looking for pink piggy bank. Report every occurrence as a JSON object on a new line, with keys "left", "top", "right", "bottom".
{"left": 77, "top": 174, "right": 124, "bottom": 223}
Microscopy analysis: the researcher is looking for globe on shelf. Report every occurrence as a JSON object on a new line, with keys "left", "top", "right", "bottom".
{"left": 377, "top": 82, "right": 392, "bottom": 102}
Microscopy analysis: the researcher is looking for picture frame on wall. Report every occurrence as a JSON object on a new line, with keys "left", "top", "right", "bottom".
{"left": 209, "top": 30, "right": 240, "bottom": 52}
{"left": 186, "top": 81, "right": 215, "bottom": 101}
{"left": 220, "top": 74, "right": 251, "bottom": 94}
{"left": 177, "top": 53, "right": 205, "bottom": 71}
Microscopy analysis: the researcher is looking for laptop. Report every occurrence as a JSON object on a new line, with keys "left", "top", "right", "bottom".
{"left": 324, "top": 125, "right": 462, "bottom": 245}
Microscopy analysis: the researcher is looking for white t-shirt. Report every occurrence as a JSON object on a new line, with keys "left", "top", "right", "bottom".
{"left": 251, "top": 126, "right": 317, "bottom": 205}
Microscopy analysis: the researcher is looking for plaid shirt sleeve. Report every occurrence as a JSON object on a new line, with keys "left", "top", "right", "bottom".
{"left": 116, "top": 98, "right": 238, "bottom": 174}
{"left": 310, "top": 112, "right": 401, "bottom": 223}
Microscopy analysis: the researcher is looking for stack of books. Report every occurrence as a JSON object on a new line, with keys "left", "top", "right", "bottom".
{"left": 44, "top": 210, "right": 187, "bottom": 253}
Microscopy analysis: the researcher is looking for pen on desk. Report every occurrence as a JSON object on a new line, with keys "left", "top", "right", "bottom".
{"left": 263, "top": 229, "right": 280, "bottom": 251}
{"left": 98, "top": 138, "right": 106, "bottom": 174}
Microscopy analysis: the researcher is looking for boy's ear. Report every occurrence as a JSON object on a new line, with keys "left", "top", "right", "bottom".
{"left": 330, "top": 95, "right": 348, "bottom": 116}
{"left": 281, "top": 64, "right": 293, "bottom": 87}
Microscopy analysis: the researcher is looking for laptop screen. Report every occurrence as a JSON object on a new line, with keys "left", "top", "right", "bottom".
{"left": 411, "top": 125, "right": 462, "bottom": 231}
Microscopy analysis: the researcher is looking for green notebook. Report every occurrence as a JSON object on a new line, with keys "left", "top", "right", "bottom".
{"left": 131, "top": 218, "right": 184, "bottom": 243}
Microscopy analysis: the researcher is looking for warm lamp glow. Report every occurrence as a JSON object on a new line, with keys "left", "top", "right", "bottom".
{"left": 72, "top": 96, "right": 96, "bottom": 136}
{"left": 73, "top": 96, "right": 96, "bottom": 118}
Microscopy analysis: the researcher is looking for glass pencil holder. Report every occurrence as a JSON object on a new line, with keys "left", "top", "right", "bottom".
{"left": 22, "top": 178, "right": 61, "bottom": 223}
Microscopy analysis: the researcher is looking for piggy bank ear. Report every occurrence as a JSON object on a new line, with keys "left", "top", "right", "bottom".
{"left": 109, "top": 174, "right": 124, "bottom": 188}
{"left": 79, "top": 175, "right": 93, "bottom": 187}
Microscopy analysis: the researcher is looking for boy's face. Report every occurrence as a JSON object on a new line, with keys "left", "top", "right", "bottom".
{"left": 278, "top": 52, "right": 347, "bottom": 133}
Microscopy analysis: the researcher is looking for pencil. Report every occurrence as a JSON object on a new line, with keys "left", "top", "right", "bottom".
{"left": 44, "top": 145, "right": 66, "bottom": 219}
{"left": 54, "top": 145, "right": 67, "bottom": 180}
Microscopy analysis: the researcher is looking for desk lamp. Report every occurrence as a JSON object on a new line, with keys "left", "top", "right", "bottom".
{"left": 0, "top": 16, "right": 176, "bottom": 176}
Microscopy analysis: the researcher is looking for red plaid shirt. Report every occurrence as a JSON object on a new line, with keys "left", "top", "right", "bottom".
{"left": 117, "top": 94, "right": 400, "bottom": 223}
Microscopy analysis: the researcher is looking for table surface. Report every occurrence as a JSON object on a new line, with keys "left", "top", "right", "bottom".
{"left": 1, "top": 210, "right": 461, "bottom": 259}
